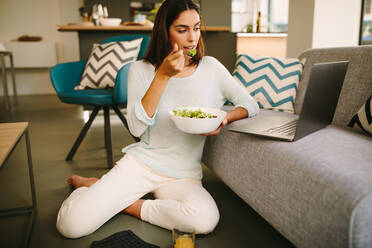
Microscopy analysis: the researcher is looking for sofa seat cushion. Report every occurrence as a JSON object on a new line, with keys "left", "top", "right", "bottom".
{"left": 202, "top": 125, "right": 372, "bottom": 248}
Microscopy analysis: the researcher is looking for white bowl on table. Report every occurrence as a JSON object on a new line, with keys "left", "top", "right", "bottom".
{"left": 169, "top": 107, "right": 227, "bottom": 134}
{"left": 100, "top": 18, "right": 122, "bottom": 26}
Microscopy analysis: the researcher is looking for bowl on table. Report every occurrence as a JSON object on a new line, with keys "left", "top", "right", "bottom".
{"left": 100, "top": 18, "right": 122, "bottom": 26}
{"left": 169, "top": 107, "right": 227, "bottom": 134}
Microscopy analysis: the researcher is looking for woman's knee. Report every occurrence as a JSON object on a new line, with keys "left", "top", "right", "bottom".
{"left": 56, "top": 203, "right": 94, "bottom": 239}
{"left": 56, "top": 218, "right": 89, "bottom": 239}
{"left": 56, "top": 191, "right": 98, "bottom": 239}
{"left": 187, "top": 203, "right": 220, "bottom": 234}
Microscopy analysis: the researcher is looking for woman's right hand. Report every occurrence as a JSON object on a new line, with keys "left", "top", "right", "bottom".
{"left": 157, "top": 43, "right": 185, "bottom": 78}
{"left": 141, "top": 44, "right": 185, "bottom": 118}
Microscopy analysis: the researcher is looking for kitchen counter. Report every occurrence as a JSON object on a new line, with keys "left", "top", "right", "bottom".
{"left": 236, "top": 32, "right": 287, "bottom": 57}
{"left": 57, "top": 25, "right": 236, "bottom": 72}
{"left": 236, "top": 32, "right": 287, "bottom": 37}
{"left": 57, "top": 25, "right": 230, "bottom": 32}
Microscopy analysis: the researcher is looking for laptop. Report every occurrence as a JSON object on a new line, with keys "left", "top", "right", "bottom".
{"left": 228, "top": 61, "right": 349, "bottom": 141}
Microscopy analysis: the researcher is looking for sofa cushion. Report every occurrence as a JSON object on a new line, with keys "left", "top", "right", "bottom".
{"left": 202, "top": 124, "right": 372, "bottom": 248}
{"left": 75, "top": 39, "right": 142, "bottom": 90}
{"left": 232, "top": 54, "right": 303, "bottom": 113}
{"left": 348, "top": 95, "right": 372, "bottom": 137}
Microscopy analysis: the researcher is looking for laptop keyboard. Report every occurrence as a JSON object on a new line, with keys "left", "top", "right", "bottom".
{"left": 263, "top": 119, "right": 298, "bottom": 136}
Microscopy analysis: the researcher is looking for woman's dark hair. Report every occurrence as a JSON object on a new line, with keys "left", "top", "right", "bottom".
{"left": 144, "top": 0, "right": 205, "bottom": 69}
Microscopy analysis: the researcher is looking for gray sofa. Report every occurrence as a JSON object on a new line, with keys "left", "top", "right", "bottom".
{"left": 202, "top": 46, "right": 372, "bottom": 248}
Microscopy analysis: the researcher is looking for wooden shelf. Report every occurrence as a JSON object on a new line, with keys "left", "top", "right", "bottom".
{"left": 57, "top": 25, "right": 230, "bottom": 32}
{"left": 4, "top": 42, "right": 57, "bottom": 68}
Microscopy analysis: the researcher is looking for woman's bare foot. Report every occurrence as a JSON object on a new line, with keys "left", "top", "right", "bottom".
{"left": 67, "top": 175, "right": 98, "bottom": 189}
{"left": 123, "top": 199, "right": 145, "bottom": 219}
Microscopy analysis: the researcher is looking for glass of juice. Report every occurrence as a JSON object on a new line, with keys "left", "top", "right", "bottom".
{"left": 172, "top": 225, "right": 195, "bottom": 248}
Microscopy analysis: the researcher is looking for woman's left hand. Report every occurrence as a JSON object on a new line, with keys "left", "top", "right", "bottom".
{"left": 200, "top": 118, "right": 228, "bottom": 136}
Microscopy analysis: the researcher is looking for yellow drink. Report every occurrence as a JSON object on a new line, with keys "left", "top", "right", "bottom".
{"left": 174, "top": 234, "right": 195, "bottom": 248}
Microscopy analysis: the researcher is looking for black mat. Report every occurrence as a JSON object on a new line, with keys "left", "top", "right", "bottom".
{"left": 91, "top": 230, "right": 160, "bottom": 248}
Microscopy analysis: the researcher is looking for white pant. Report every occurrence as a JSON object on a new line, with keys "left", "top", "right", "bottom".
{"left": 56, "top": 154, "right": 220, "bottom": 238}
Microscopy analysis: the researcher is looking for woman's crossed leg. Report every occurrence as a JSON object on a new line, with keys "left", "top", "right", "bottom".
{"left": 56, "top": 154, "right": 219, "bottom": 238}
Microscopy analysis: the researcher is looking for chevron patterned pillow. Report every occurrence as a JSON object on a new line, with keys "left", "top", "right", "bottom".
{"left": 75, "top": 38, "right": 143, "bottom": 90}
{"left": 232, "top": 54, "right": 304, "bottom": 113}
{"left": 348, "top": 96, "right": 372, "bottom": 137}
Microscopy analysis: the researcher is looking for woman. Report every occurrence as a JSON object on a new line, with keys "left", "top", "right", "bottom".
{"left": 56, "top": 0, "right": 259, "bottom": 239}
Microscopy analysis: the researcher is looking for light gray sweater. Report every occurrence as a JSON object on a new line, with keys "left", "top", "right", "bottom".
{"left": 122, "top": 56, "right": 259, "bottom": 179}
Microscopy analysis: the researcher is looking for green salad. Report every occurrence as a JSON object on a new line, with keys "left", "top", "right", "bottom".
{"left": 173, "top": 108, "right": 217, "bottom": 119}
{"left": 187, "top": 49, "right": 197, "bottom": 57}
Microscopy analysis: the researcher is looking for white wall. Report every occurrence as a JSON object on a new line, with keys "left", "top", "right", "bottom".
{"left": 287, "top": 0, "right": 362, "bottom": 58}
{"left": 58, "top": 0, "right": 83, "bottom": 63}
{"left": 287, "top": 0, "right": 315, "bottom": 58}
{"left": 312, "top": 0, "right": 361, "bottom": 48}
{"left": 0, "top": 0, "right": 83, "bottom": 96}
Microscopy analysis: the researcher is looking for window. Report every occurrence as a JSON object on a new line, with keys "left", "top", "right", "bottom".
{"left": 365, "top": 0, "right": 371, "bottom": 14}
{"left": 268, "top": 0, "right": 288, "bottom": 32}
{"left": 231, "top": 0, "right": 288, "bottom": 33}
{"left": 360, "top": 0, "right": 372, "bottom": 45}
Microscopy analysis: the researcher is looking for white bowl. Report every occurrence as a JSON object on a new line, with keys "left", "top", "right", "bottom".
{"left": 169, "top": 107, "right": 227, "bottom": 134}
{"left": 100, "top": 18, "right": 122, "bottom": 26}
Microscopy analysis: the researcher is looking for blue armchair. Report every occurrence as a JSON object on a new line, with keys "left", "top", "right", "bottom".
{"left": 50, "top": 34, "right": 149, "bottom": 168}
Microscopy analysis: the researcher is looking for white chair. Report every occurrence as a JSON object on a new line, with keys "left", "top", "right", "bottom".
{"left": 0, "top": 42, "right": 17, "bottom": 111}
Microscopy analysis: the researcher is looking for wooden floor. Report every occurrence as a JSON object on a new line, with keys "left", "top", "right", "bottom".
{"left": 0, "top": 95, "right": 295, "bottom": 248}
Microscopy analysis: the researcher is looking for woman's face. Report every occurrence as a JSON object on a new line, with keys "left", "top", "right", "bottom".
{"left": 169, "top": 9, "right": 201, "bottom": 58}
